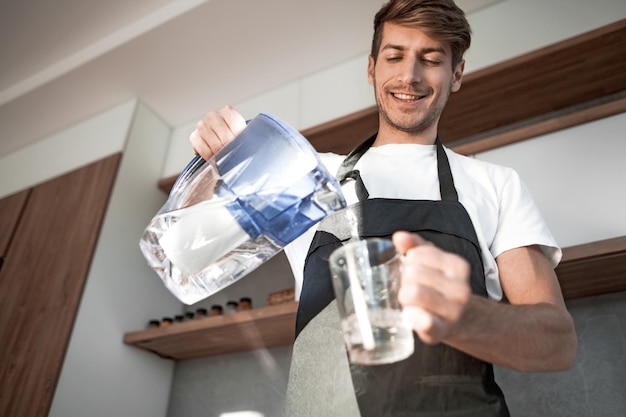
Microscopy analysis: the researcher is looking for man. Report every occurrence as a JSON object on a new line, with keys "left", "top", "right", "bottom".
{"left": 190, "top": 1, "right": 577, "bottom": 415}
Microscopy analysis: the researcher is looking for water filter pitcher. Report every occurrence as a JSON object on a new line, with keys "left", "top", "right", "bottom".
{"left": 140, "top": 113, "right": 346, "bottom": 304}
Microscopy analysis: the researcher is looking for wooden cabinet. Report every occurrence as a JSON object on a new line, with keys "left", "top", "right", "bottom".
{"left": 0, "top": 154, "right": 121, "bottom": 417}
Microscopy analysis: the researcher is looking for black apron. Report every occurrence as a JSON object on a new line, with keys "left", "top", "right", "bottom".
{"left": 293, "top": 135, "right": 510, "bottom": 417}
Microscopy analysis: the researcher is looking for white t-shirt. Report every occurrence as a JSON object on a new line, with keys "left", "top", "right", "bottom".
{"left": 284, "top": 143, "right": 561, "bottom": 301}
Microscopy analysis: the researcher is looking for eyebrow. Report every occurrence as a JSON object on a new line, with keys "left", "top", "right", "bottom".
{"left": 381, "top": 44, "right": 447, "bottom": 55}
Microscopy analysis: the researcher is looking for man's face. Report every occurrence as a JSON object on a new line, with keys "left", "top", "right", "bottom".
{"left": 368, "top": 22, "right": 464, "bottom": 137}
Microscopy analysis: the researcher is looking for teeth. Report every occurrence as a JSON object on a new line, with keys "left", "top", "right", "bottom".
{"left": 394, "top": 93, "right": 419, "bottom": 100}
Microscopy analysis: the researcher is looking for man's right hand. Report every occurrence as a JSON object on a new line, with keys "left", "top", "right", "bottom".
{"left": 189, "top": 105, "right": 247, "bottom": 160}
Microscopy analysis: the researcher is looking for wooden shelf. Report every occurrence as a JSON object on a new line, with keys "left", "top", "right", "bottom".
{"left": 123, "top": 237, "right": 626, "bottom": 361}
{"left": 124, "top": 301, "right": 298, "bottom": 360}
{"left": 556, "top": 236, "right": 626, "bottom": 300}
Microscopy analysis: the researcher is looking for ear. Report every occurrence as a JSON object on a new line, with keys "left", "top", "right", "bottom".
{"left": 451, "top": 59, "right": 465, "bottom": 92}
{"left": 367, "top": 55, "right": 375, "bottom": 86}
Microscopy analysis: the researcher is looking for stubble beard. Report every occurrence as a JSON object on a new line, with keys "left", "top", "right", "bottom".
{"left": 375, "top": 79, "right": 453, "bottom": 135}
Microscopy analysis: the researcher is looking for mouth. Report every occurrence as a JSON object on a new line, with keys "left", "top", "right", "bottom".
{"left": 391, "top": 92, "right": 427, "bottom": 103}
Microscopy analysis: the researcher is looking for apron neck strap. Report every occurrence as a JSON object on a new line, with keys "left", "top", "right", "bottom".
{"left": 336, "top": 134, "right": 458, "bottom": 202}
{"left": 336, "top": 134, "right": 376, "bottom": 180}
{"left": 435, "top": 136, "right": 458, "bottom": 202}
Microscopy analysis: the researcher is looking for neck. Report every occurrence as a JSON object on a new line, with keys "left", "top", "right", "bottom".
{"left": 372, "top": 120, "right": 439, "bottom": 147}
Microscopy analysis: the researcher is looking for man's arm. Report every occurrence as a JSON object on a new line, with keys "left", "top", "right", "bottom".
{"left": 393, "top": 231, "right": 577, "bottom": 372}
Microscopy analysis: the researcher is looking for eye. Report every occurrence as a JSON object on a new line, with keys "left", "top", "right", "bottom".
{"left": 386, "top": 56, "right": 402, "bottom": 62}
{"left": 422, "top": 58, "right": 442, "bottom": 66}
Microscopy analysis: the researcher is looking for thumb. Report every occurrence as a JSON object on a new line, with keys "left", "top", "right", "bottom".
{"left": 392, "top": 231, "right": 428, "bottom": 255}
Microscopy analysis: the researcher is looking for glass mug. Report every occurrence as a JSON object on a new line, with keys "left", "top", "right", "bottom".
{"left": 330, "top": 238, "right": 414, "bottom": 365}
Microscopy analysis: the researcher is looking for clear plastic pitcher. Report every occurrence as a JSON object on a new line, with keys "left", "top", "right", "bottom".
{"left": 140, "top": 113, "right": 346, "bottom": 304}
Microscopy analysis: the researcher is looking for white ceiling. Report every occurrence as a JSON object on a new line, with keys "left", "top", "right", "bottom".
{"left": 0, "top": 0, "right": 498, "bottom": 159}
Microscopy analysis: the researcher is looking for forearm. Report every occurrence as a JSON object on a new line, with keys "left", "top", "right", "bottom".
{"left": 444, "top": 294, "right": 577, "bottom": 372}
{"left": 393, "top": 236, "right": 578, "bottom": 372}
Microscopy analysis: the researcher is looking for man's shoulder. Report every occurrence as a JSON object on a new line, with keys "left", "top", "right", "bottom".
{"left": 446, "top": 147, "right": 515, "bottom": 176}
{"left": 445, "top": 148, "right": 520, "bottom": 195}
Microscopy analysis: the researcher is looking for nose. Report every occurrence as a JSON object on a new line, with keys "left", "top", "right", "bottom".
{"left": 398, "top": 58, "right": 422, "bottom": 84}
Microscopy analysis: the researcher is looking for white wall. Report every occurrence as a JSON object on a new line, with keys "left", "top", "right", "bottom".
{"left": 44, "top": 102, "right": 181, "bottom": 417}
{"left": 465, "top": 0, "right": 626, "bottom": 73}
{"left": 0, "top": 100, "right": 135, "bottom": 198}
{"left": 476, "top": 113, "right": 626, "bottom": 248}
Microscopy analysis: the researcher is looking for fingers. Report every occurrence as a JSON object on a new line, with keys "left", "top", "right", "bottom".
{"left": 223, "top": 105, "right": 248, "bottom": 133}
{"left": 393, "top": 231, "right": 471, "bottom": 344}
{"left": 402, "top": 307, "right": 446, "bottom": 344}
{"left": 189, "top": 105, "right": 247, "bottom": 160}
{"left": 392, "top": 230, "right": 428, "bottom": 255}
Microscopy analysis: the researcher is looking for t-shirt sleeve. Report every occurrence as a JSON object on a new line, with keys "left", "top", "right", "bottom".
{"left": 283, "top": 151, "right": 346, "bottom": 300}
{"left": 490, "top": 168, "right": 562, "bottom": 268}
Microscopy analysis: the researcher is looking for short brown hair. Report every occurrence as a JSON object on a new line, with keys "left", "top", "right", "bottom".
{"left": 371, "top": 0, "right": 471, "bottom": 68}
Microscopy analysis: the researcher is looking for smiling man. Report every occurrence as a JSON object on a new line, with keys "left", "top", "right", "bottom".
{"left": 369, "top": 23, "right": 463, "bottom": 143}
{"left": 190, "top": 1, "right": 577, "bottom": 416}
